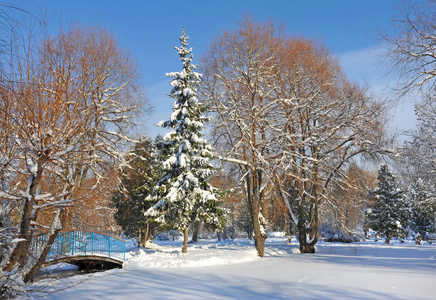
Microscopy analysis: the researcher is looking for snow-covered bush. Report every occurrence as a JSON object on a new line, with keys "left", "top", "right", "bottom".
{"left": 320, "top": 224, "right": 361, "bottom": 243}
{"left": 323, "top": 229, "right": 360, "bottom": 243}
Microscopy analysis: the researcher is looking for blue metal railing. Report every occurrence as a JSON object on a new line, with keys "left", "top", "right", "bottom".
{"left": 33, "top": 230, "right": 126, "bottom": 262}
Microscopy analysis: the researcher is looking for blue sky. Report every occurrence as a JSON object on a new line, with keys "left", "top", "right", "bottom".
{"left": 12, "top": 0, "right": 414, "bottom": 137}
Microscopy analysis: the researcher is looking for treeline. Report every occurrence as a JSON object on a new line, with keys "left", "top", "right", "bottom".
{"left": 115, "top": 16, "right": 388, "bottom": 258}
{"left": 115, "top": 9, "right": 436, "bottom": 257}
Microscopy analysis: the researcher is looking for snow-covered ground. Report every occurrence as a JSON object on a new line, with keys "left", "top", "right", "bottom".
{"left": 29, "top": 235, "right": 436, "bottom": 299}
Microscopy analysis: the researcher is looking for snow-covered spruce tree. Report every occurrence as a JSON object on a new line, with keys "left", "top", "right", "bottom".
{"left": 145, "top": 30, "right": 226, "bottom": 253}
{"left": 366, "top": 164, "right": 410, "bottom": 244}
{"left": 409, "top": 178, "right": 435, "bottom": 241}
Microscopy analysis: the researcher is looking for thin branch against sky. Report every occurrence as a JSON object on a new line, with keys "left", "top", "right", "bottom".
{"left": 12, "top": 0, "right": 408, "bottom": 136}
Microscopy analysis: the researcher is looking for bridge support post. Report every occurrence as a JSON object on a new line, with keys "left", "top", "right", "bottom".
{"left": 72, "top": 231, "right": 75, "bottom": 256}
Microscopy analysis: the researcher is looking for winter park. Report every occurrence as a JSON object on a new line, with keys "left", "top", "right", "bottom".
{"left": 1, "top": 1, "right": 436, "bottom": 299}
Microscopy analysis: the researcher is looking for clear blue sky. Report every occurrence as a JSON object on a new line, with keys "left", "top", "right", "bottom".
{"left": 11, "top": 0, "right": 412, "bottom": 137}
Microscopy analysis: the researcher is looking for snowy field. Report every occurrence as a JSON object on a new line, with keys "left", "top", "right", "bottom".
{"left": 29, "top": 235, "right": 436, "bottom": 299}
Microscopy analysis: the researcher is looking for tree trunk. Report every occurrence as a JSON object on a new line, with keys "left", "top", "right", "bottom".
{"left": 297, "top": 219, "right": 310, "bottom": 253}
{"left": 138, "top": 226, "right": 143, "bottom": 247}
{"left": 252, "top": 201, "right": 267, "bottom": 257}
{"left": 247, "top": 168, "right": 267, "bottom": 257}
{"left": 4, "top": 163, "right": 45, "bottom": 272}
{"left": 23, "top": 228, "right": 61, "bottom": 283}
{"left": 254, "top": 232, "right": 266, "bottom": 257}
{"left": 149, "top": 226, "right": 154, "bottom": 243}
{"left": 62, "top": 209, "right": 73, "bottom": 230}
{"left": 143, "top": 223, "right": 149, "bottom": 247}
{"left": 286, "top": 216, "right": 292, "bottom": 243}
{"left": 386, "top": 232, "right": 391, "bottom": 245}
{"left": 252, "top": 216, "right": 266, "bottom": 256}
{"left": 182, "top": 227, "right": 189, "bottom": 253}
{"left": 23, "top": 208, "right": 63, "bottom": 283}
{"left": 5, "top": 199, "right": 34, "bottom": 272}
{"left": 298, "top": 203, "right": 319, "bottom": 253}
{"left": 192, "top": 221, "right": 201, "bottom": 243}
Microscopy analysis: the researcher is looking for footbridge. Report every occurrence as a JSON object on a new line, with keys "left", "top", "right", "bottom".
{"left": 34, "top": 230, "right": 126, "bottom": 270}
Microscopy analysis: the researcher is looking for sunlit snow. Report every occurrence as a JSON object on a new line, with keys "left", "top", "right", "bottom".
{"left": 30, "top": 235, "right": 436, "bottom": 299}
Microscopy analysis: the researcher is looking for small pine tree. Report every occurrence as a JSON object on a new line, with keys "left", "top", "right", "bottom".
{"left": 145, "top": 30, "right": 226, "bottom": 253}
{"left": 366, "top": 164, "right": 410, "bottom": 244}
{"left": 409, "top": 178, "right": 436, "bottom": 241}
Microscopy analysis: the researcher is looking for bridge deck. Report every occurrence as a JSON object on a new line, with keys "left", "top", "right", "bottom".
{"left": 34, "top": 230, "right": 126, "bottom": 271}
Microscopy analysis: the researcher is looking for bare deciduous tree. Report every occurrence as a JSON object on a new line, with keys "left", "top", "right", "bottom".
{"left": 202, "top": 17, "right": 286, "bottom": 256}
{"left": 202, "top": 16, "right": 387, "bottom": 255}
{"left": 273, "top": 38, "right": 386, "bottom": 252}
{"left": 383, "top": 0, "right": 436, "bottom": 214}
{"left": 382, "top": 0, "right": 436, "bottom": 97}
{"left": 321, "top": 164, "right": 377, "bottom": 240}
{"left": 0, "top": 22, "right": 147, "bottom": 285}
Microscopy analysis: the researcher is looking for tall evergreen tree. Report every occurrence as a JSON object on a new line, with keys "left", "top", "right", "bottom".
{"left": 409, "top": 178, "right": 436, "bottom": 241}
{"left": 113, "top": 137, "right": 160, "bottom": 245}
{"left": 366, "top": 164, "right": 410, "bottom": 244}
{"left": 145, "top": 30, "right": 225, "bottom": 253}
